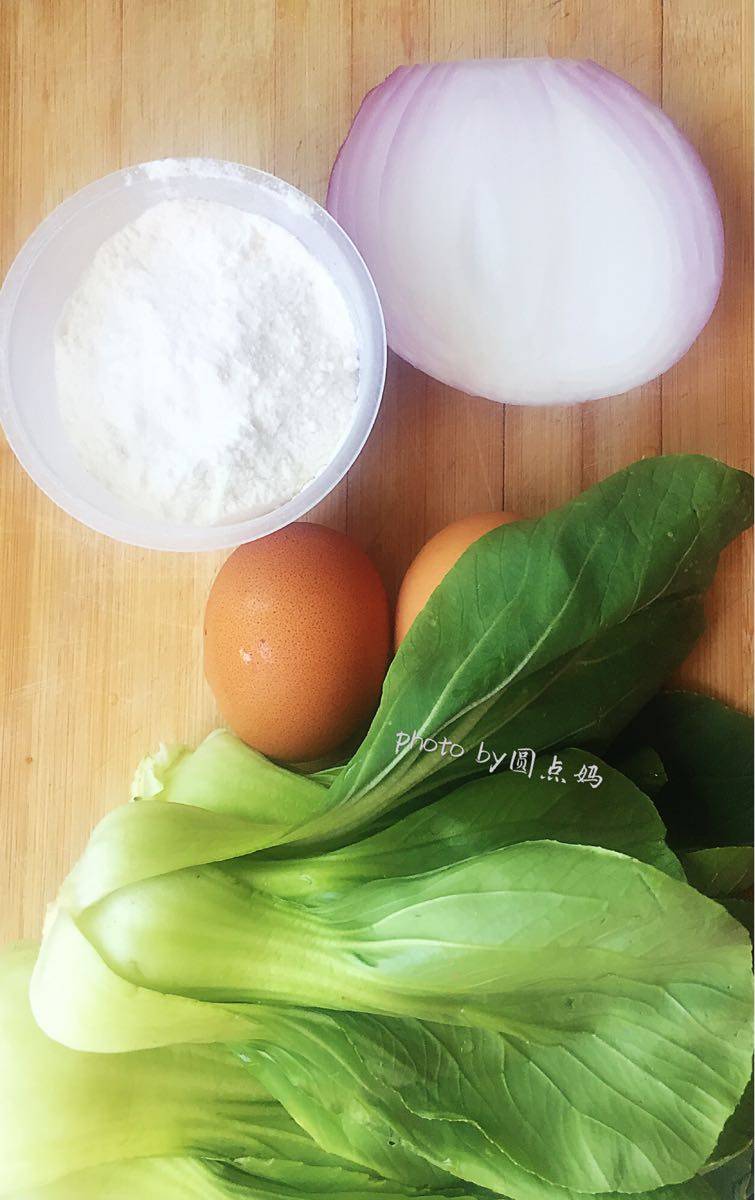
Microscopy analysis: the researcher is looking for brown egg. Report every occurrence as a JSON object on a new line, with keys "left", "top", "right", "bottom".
{"left": 395, "top": 511, "right": 521, "bottom": 645}
{"left": 204, "top": 523, "right": 390, "bottom": 763}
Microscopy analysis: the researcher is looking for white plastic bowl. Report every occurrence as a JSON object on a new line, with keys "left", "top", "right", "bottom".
{"left": 0, "top": 159, "right": 386, "bottom": 551}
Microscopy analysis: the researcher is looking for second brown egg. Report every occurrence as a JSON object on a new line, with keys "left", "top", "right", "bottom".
{"left": 204, "top": 523, "right": 390, "bottom": 763}
{"left": 395, "top": 511, "right": 521, "bottom": 645}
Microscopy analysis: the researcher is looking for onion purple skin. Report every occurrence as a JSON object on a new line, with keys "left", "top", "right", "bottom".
{"left": 327, "top": 59, "right": 724, "bottom": 407}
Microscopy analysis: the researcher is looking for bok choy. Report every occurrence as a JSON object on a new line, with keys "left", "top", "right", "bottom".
{"left": 17, "top": 454, "right": 755, "bottom": 1200}
{"left": 240, "top": 749, "right": 685, "bottom": 899}
{"left": 1, "top": 944, "right": 481, "bottom": 1200}
{"left": 13, "top": 1158, "right": 489, "bottom": 1200}
{"left": 292, "top": 454, "right": 753, "bottom": 846}
{"left": 31, "top": 832, "right": 753, "bottom": 1196}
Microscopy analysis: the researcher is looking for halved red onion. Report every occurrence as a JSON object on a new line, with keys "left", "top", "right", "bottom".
{"left": 328, "top": 59, "right": 724, "bottom": 406}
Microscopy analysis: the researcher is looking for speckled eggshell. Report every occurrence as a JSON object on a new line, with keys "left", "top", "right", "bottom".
{"left": 204, "top": 522, "right": 391, "bottom": 763}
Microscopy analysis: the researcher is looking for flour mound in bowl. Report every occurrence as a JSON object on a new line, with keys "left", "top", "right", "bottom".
{"left": 54, "top": 198, "right": 359, "bottom": 526}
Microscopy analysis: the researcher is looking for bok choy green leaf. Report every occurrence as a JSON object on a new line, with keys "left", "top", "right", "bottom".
{"left": 242, "top": 749, "right": 683, "bottom": 900}
{"left": 238, "top": 1006, "right": 752, "bottom": 1200}
{"left": 288, "top": 455, "right": 752, "bottom": 847}
{"left": 681, "top": 847, "right": 754, "bottom": 900}
{"left": 611, "top": 691, "right": 754, "bottom": 850}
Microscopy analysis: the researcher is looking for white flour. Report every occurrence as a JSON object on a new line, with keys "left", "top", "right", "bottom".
{"left": 55, "top": 198, "right": 359, "bottom": 525}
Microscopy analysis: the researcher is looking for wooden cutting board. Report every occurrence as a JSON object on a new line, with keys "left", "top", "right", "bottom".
{"left": 1, "top": 0, "right": 752, "bottom": 942}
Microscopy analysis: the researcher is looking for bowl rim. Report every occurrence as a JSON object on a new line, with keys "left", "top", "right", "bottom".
{"left": 0, "top": 158, "right": 387, "bottom": 552}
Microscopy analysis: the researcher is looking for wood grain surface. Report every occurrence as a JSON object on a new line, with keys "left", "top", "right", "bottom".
{"left": 1, "top": 0, "right": 752, "bottom": 943}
